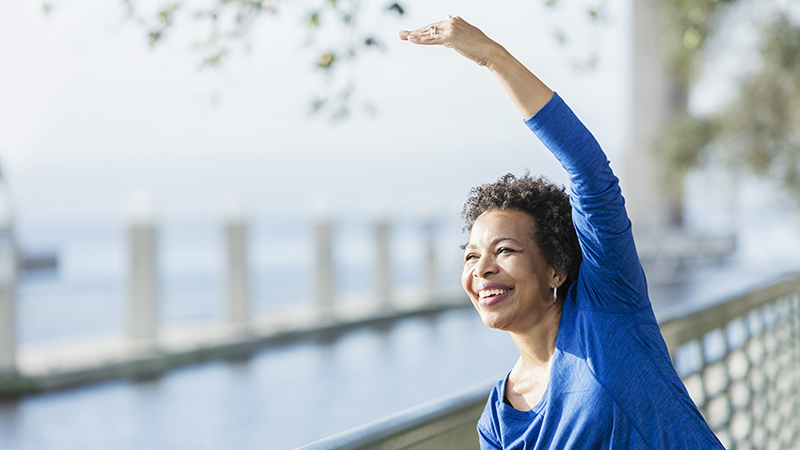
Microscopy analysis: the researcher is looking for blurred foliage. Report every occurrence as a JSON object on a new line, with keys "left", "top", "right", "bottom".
{"left": 117, "top": 0, "right": 401, "bottom": 119}
{"left": 110, "top": 0, "right": 610, "bottom": 120}
{"left": 719, "top": 14, "right": 800, "bottom": 200}
{"left": 653, "top": 112, "right": 717, "bottom": 201}
{"left": 654, "top": 2, "right": 800, "bottom": 203}
{"left": 545, "top": 0, "right": 611, "bottom": 72}
{"left": 656, "top": 0, "right": 735, "bottom": 85}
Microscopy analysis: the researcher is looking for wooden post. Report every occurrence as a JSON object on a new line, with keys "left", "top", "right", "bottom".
{"left": 315, "top": 216, "right": 334, "bottom": 321}
{"left": 375, "top": 217, "right": 391, "bottom": 312}
{"left": 127, "top": 191, "right": 158, "bottom": 350}
{"left": 424, "top": 218, "right": 438, "bottom": 304}
{"left": 625, "top": 0, "right": 686, "bottom": 229}
{"left": 0, "top": 189, "right": 16, "bottom": 376}
{"left": 225, "top": 201, "right": 250, "bottom": 332}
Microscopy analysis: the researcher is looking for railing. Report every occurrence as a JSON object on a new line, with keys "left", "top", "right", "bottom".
{"left": 660, "top": 273, "right": 800, "bottom": 450}
{"left": 296, "top": 379, "right": 495, "bottom": 450}
{"left": 299, "top": 272, "right": 800, "bottom": 450}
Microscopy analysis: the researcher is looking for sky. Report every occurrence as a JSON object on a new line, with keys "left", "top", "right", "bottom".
{"left": 0, "top": 0, "right": 630, "bottom": 227}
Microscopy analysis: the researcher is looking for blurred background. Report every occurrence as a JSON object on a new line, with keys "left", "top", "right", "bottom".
{"left": 0, "top": 0, "right": 799, "bottom": 448}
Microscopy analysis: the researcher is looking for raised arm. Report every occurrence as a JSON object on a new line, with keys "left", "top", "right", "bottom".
{"left": 400, "top": 17, "right": 648, "bottom": 311}
{"left": 399, "top": 16, "right": 553, "bottom": 120}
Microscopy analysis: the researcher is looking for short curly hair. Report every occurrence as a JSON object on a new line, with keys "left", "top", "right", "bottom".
{"left": 462, "top": 172, "right": 582, "bottom": 295}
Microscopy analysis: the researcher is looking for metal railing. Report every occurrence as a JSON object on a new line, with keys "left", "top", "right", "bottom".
{"left": 299, "top": 272, "right": 800, "bottom": 450}
{"left": 296, "top": 379, "right": 494, "bottom": 450}
{"left": 660, "top": 273, "right": 800, "bottom": 450}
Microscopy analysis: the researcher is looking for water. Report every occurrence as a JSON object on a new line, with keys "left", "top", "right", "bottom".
{"left": 0, "top": 309, "right": 518, "bottom": 450}
{"left": 5, "top": 204, "right": 800, "bottom": 449}
{"left": 2, "top": 215, "right": 498, "bottom": 449}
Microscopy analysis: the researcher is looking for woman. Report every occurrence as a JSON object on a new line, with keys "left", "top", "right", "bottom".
{"left": 399, "top": 17, "right": 724, "bottom": 449}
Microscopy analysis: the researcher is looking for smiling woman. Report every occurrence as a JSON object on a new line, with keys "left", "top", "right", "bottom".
{"left": 400, "top": 15, "right": 724, "bottom": 450}
{"left": 462, "top": 209, "right": 563, "bottom": 335}
{"left": 461, "top": 172, "right": 582, "bottom": 304}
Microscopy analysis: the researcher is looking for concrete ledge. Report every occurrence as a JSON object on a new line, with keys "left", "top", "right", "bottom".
{"left": 296, "top": 378, "right": 496, "bottom": 450}
{"left": 1, "top": 294, "right": 470, "bottom": 397}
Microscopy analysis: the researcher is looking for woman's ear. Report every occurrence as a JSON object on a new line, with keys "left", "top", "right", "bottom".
{"left": 552, "top": 269, "right": 567, "bottom": 290}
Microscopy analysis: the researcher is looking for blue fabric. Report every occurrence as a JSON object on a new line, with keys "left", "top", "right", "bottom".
{"left": 476, "top": 93, "right": 724, "bottom": 449}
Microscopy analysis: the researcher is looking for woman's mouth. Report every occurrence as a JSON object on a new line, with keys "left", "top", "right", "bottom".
{"left": 477, "top": 288, "right": 512, "bottom": 307}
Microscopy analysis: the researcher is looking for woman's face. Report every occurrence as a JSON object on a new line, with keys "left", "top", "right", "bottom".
{"left": 461, "top": 209, "right": 559, "bottom": 333}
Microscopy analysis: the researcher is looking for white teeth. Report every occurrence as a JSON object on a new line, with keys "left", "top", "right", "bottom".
{"left": 479, "top": 288, "right": 511, "bottom": 299}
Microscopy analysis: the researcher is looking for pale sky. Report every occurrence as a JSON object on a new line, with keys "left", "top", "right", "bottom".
{"left": 1, "top": 0, "right": 631, "bottom": 227}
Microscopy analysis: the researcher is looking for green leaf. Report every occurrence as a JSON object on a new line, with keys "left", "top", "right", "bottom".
{"left": 202, "top": 49, "right": 228, "bottom": 67}
{"left": 552, "top": 28, "right": 567, "bottom": 46}
{"left": 682, "top": 27, "right": 702, "bottom": 50}
{"left": 318, "top": 52, "right": 336, "bottom": 70}
{"left": 158, "top": 3, "right": 179, "bottom": 25}
{"left": 148, "top": 31, "right": 162, "bottom": 46}
{"left": 386, "top": 3, "right": 404, "bottom": 15}
{"left": 309, "top": 12, "right": 320, "bottom": 27}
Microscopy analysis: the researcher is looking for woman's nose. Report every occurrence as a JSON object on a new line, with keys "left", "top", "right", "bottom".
{"left": 474, "top": 255, "right": 498, "bottom": 278}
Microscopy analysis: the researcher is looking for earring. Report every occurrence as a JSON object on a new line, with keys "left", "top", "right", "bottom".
{"left": 553, "top": 286, "right": 558, "bottom": 303}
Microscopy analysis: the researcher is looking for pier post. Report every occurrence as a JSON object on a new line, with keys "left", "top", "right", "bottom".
{"left": 424, "top": 219, "right": 438, "bottom": 304}
{"left": 315, "top": 216, "right": 335, "bottom": 322}
{"left": 375, "top": 217, "right": 392, "bottom": 312}
{"left": 127, "top": 191, "right": 158, "bottom": 350}
{"left": 624, "top": 0, "right": 686, "bottom": 228}
{"left": 225, "top": 202, "right": 250, "bottom": 332}
{"left": 0, "top": 192, "right": 16, "bottom": 376}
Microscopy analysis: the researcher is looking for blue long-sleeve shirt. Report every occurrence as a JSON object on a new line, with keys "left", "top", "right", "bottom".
{"left": 477, "top": 94, "right": 723, "bottom": 449}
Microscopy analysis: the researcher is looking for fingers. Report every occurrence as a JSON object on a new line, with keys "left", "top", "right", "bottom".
{"left": 398, "top": 17, "right": 453, "bottom": 45}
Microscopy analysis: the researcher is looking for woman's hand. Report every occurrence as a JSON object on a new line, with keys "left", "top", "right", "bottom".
{"left": 398, "top": 16, "right": 506, "bottom": 68}
{"left": 399, "top": 16, "right": 553, "bottom": 119}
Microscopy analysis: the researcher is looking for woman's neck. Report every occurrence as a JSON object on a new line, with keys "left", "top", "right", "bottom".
{"left": 509, "top": 303, "right": 562, "bottom": 368}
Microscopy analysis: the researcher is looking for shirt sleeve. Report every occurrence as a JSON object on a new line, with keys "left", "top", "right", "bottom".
{"left": 478, "top": 426, "right": 502, "bottom": 450}
{"left": 524, "top": 93, "right": 648, "bottom": 311}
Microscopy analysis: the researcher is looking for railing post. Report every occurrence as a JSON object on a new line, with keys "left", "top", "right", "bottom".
{"left": 0, "top": 191, "right": 16, "bottom": 376}
{"left": 424, "top": 218, "right": 438, "bottom": 304}
{"left": 127, "top": 191, "right": 158, "bottom": 350}
{"left": 375, "top": 216, "right": 391, "bottom": 312}
{"left": 315, "top": 214, "right": 335, "bottom": 322}
{"left": 225, "top": 201, "right": 249, "bottom": 332}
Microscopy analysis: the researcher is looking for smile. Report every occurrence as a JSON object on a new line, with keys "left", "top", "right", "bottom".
{"left": 477, "top": 288, "right": 513, "bottom": 307}
{"left": 478, "top": 288, "right": 511, "bottom": 299}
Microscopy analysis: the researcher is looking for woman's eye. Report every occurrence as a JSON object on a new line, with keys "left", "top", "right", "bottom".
{"left": 498, "top": 247, "right": 514, "bottom": 254}
{"left": 465, "top": 254, "right": 478, "bottom": 261}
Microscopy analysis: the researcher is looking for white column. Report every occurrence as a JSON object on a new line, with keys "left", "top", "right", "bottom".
{"left": 225, "top": 201, "right": 249, "bottom": 332}
{"left": 0, "top": 186, "right": 16, "bottom": 376}
{"left": 314, "top": 216, "right": 334, "bottom": 321}
{"left": 374, "top": 218, "right": 391, "bottom": 312}
{"left": 127, "top": 191, "right": 158, "bottom": 349}
{"left": 625, "top": 0, "right": 685, "bottom": 229}
{"left": 424, "top": 218, "right": 438, "bottom": 303}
